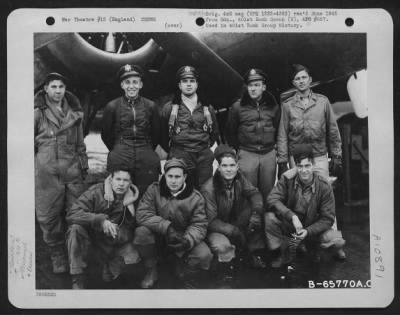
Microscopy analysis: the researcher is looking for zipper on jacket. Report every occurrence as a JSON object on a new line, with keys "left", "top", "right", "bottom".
{"left": 131, "top": 105, "right": 137, "bottom": 145}
{"left": 256, "top": 102, "right": 261, "bottom": 144}
{"left": 118, "top": 205, "right": 127, "bottom": 227}
{"left": 54, "top": 132, "right": 60, "bottom": 181}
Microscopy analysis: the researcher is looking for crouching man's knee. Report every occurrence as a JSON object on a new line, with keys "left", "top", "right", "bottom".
{"left": 133, "top": 226, "right": 156, "bottom": 246}
{"left": 319, "top": 229, "right": 346, "bottom": 249}
{"left": 207, "top": 232, "right": 236, "bottom": 263}
{"left": 186, "top": 242, "right": 213, "bottom": 270}
{"left": 115, "top": 242, "right": 141, "bottom": 265}
{"left": 66, "top": 224, "right": 89, "bottom": 242}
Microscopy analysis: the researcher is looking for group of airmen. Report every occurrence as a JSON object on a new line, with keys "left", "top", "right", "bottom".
{"left": 34, "top": 63, "right": 346, "bottom": 289}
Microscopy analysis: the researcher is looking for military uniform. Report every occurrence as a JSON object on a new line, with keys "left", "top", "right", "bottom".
{"left": 134, "top": 158, "right": 212, "bottom": 288}
{"left": 101, "top": 64, "right": 160, "bottom": 196}
{"left": 34, "top": 73, "right": 88, "bottom": 273}
{"left": 225, "top": 69, "right": 280, "bottom": 202}
{"left": 66, "top": 174, "right": 141, "bottom": 288}
{"left": 277, "top": 65, "right": 342, "bottom": 179}
{"left": 265, "top": 168, "right": 345, "bottom": 263}
{"left": 160, "top": 66, "right": 219, "bottom": 188}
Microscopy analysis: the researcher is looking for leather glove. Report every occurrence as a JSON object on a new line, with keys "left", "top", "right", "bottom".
{"left": 248, "top": 212, "right": 262, "bottom": 232}
{"left": 168, "top": 238, "right": 191, "bottom": 252}
{"left": 230, "top": 227, "right": 246, "bottom": 248}
{"left": 166, "top": 225, "right": 183, "bottom": 245}
{"left": 329, "top": 156, "right": 343, "bottom": 177}
{"left": 277, "top": 162, "right": 289, "bottom": 179}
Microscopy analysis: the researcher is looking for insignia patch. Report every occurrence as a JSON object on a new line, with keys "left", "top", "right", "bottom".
{"left": 176, "top": 126, "right": 181, "bottom": 134}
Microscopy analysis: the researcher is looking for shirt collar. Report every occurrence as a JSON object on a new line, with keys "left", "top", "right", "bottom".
{"left": 295, "top": 90, "right": 316, "bottom": 102}
{"left": 181, "top": 93, "right": 198, "bottom": 111}
{"left": 294, "top": 173, "right": 316, "bottom": 193}
{"left": 125, "top": 95, "right": 140, "bottom": 106}
{"left": 171, "top": 182, "right": 186, "bottom": 197}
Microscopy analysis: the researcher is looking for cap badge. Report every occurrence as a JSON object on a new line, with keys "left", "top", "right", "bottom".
{"left": 184, "top": 66, "right": 191, "bottom": 73}
{"left": 124, "top": 64, "right": 132, "bottom": 71}
{"left": 250, "top": 69, "right": 256, "bottom": 75}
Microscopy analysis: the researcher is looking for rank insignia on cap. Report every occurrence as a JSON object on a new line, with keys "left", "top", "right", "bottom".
{"left": 124, "top": 64, "right": 132, "bottom": 71}
{"left": 250, "top": 69, "right": 256, "bottom": 75}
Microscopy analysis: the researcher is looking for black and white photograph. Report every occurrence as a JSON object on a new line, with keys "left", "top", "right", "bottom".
{"left": 7, "top": 8, "right": 394, "bottom": 308}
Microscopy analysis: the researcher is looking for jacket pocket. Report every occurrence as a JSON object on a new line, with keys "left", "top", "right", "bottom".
{"left": 307, "top": 119, "right": 323, "bottom": 140}
{"left": 262, "top": 126, "right": 275, "bottom": 144}
{"left": 238, "top": 124, "right": 256, "bottom": 145}
{"left": 66, "top": 126, "right": 78, "bottom": 145}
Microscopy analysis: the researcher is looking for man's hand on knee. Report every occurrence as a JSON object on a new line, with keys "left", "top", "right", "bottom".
{"left": 291, "top": 215, "right": 303, "bottom": 234}
{"left": 166, "top": 225, "right": 184, "bottom": 245}
{"left": 168, "top": 237, "right": 191, "bottom": 252}
{"left": 102, "top": 220, "right": 118, "bottom": 239}
{"left": 292, "top": 228, "right": 308, "bottom": 240}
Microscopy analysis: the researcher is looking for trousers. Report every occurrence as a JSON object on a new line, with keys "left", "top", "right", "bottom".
{"left": 133, "top": 226, "right": 213, "bottom": 270}
{"left": 238, "top": 149, "right": 277, "bottom": 202}
{"left": 264, "top": 212, "right": 345, "bottom": 251}
{"left": 168, "top": 146, "right": 214, "bottom": 188}
{"left": 107, "top": 143, "right": 160, "bottom": 196}
{"left": 35, "top": 173, "right": 86, "bottom": 247}
{"left": 66, "top": 224, "right": 141, "bottom": 275}
{"left": 207, "top": 230, "right": 265, "bottom": 263}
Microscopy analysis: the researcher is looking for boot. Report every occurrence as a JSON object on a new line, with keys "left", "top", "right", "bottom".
{"left": 216, "top": 262, "right": 236, "bottom": 289}
{"left": 285, "top": 237, "right": 302, "bottom": 272}
{"left": 330, "top": 238, "right": 346, "bottom": 260}
{"left": 246, "top": 253, "right": 267, "bottom": 269}
{"left": 50, "top": 246, "right": 68, "bottom": 274}
{"left": 107, "top": 256, "right": 125, "bottom": 280}
{"left": 178, "top": 264, "right": 202, "bottom": 289}
{"left": 334, "top": 248, "right": 347, "bottom": 260}
{"left": 102, "top": 262, "right": 119, "bottom": 282}
{"left": 271, "top": 254, "right": 284, "bottom": 268}
{"left": 71, "top": 274, "right": 85, "bottom": 289}
{"left": 140, "top": 266, "right": 158, "bottom": 289}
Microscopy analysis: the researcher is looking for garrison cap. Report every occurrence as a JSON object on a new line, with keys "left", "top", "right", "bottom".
{"left": 214, "top": 144, "right": 237, "bottom": 162}
{"left": 164, "top": 158, "right": 187, "bottom": 173}
{"left": 292, "top": 64, "right": 311, "bottom": 79}
{"left": 44, "top": 72, "right": 68, "bottom": 85}
{"left": 118, "top": 64, "right": 144, "bottom": 81}
{"left": 244, "top": 68, "right": 267, "bottom": 84}
{"left": 292, "top": 144, "right": 313, "bottom": 163}
{"left": 176, "top": 66, "right": 199, "bottom": 81}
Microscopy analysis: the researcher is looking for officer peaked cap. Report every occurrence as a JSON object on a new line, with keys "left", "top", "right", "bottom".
{"left": 118, "top": 64, "right": 144, "bottom": 81}
{"left": 176, "top": 66, "right": 199, "bottom": 81}
{"left": 244, "top": 68, "right": 268, "bottom": 84}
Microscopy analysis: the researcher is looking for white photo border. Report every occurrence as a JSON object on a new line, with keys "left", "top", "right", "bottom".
{"left": 7, "top": 8, "right": 394, "bottom": 308}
